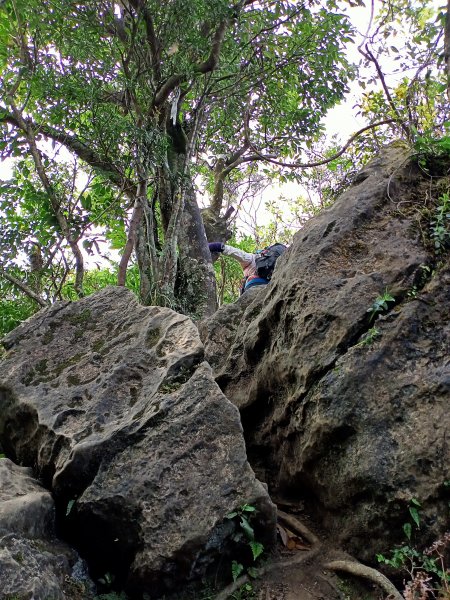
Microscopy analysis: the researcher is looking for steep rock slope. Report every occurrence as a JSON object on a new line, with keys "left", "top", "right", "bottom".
{"left": 200, "top": 144, "right": 450, "bottom": 560}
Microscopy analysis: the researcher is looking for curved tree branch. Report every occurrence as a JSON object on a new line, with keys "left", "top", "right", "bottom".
{"left": 6, "top": 101, "right": 85, "bottom": 297}
{"left": 360, "top": 44, "right": 411, "bottom": 140}
{"left": 244, "top": 119, "right": 397, "bottom": 169}
{"left": 196, "top": 19, "right": 229, "bottom": 73}
{"left": 0, "top": 265, "right": 48, "bottom": 307}
{"left": 154, "top": 13, "right": 233, "bottom": 107}
{"left": 0, "top": 112, "right": 136, "bottom": 194}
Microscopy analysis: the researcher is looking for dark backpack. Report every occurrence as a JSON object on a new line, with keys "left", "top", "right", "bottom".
{"left": 255, "top": 243, "right": 287, "bottom": 280}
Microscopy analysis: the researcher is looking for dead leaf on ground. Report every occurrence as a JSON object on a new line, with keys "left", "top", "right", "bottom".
{"left": 277, "top": 523, "right": 310, "bottom": 551}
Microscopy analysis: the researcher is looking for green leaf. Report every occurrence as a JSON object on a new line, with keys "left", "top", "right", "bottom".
{"left": 409, "top": 506, "right": 420, "bottom": 528}
{"left": 247, "top": 567, "right": 258, "bottom": 578}
{"left": 66, "top": 498, "right": 76, "bottom": 516}
{"left": 231, "top": 560, "right": 244, "bottom": 582}
{"left": 81, "top": 194, "right": 92, "bottom": 210}
{"left": 403, "top": 522, "right": 412, "bottom": 540}
{"left": 240, "top": 516, "right": 255, "bottom": 541}
{"left": 226, "top": 511, "right": 238, "bottom": 519}
{"left": 249, "top": 541, "right": 264, "bottom": 561}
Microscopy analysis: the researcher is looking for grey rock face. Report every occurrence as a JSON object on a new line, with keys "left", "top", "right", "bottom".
{"left": 0, "top": 287, "right": 276, "bottom": 597}
{"left": 0, "top": 459, "right": 92, "bottom": 600}
{"left": 201, "top": 145, "right": 450, "bottom": 560}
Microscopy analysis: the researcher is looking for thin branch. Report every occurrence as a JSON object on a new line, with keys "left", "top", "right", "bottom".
{"left": 0, "top": 265, "right": 48, "bottom": 307}
{"left": 361, "top": 44, "right": 411, "bottom": 139}
{"left": 6, "top": 101, "right": 85, "bottom": 297}
{"left": 244, "top": 119, "right": 396, "bottom": 169}
{"left": 222, "top": 152, "right": 278, "bottom": 177}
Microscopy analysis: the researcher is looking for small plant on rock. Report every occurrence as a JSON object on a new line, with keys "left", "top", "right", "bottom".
{"left": 367, "top": 289, "right": 395, "bottom": 322}
{"left": 430, "top": 193, "right": 450, "bottom": 254}
{"left": 377, "top": 499, "right": 450, "bottom": 599}
{"left": 356, "top": 326, "right": 381, "bottom": 347}
{"left": 226, "top": 504, "right": 264, "bottom": 586}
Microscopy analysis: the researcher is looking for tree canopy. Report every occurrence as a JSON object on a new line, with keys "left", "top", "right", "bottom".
{"left": 0, "top": 0, "right": 448, "bottom": 331}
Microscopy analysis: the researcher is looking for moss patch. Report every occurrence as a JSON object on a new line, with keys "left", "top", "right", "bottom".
{"left": 42, "top": 329, "right": 55, "bottom": 345}
{"left": 158, "top": 365, "right": 196, "bottom": 394}
{"left": 92, "top": 339, "right": 105, "bottom": 352}
{"left": 67, "top": 373, "right": 81, "bottom": 386}
{"left": 145, "top": 327, "right": 161, "bottom": 348}
{"left": 67, "top": 309, "right": 92, "bottom": 326}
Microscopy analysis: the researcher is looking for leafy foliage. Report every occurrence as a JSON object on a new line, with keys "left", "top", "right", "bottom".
{"left": 356, "top": 326, "right": 381, "bottom": 348}
{"left": 0, "top": 0, "right": 356, "bottom": 315}
{"left": 0, "top": 0, "right": 448, "bottom": 317}
{"left": 430, "top": 192, "right": 450, "bottom": 253}
{"left": 0, "top": 277, "right": 39, "bottom": 336}
{"left": 376, "top": 499, "right": 450, "bottom": 599}
{"left": 0, "top": 266, "right": 140, "bottom": 338}
{"left": 226, "top": 504, "right": 265, "bottom": 584}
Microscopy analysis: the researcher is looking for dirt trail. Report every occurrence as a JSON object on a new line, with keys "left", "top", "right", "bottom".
{"left": 216, "top": 509, "right": 400, "bottom": 600}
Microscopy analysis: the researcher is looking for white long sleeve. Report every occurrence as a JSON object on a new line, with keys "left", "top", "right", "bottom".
{"left": 222, "top": 245, "right": 254, "bottom": 268}
{"left": 222, "top": 245, "right": 259, "bottom": 279}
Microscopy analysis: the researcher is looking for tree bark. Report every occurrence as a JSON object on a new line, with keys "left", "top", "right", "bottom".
{"left": 176, "top": 182, "right": 218, "bottom": 317}
{"left": 118, "top": 185, "right": 145, "bottom": 287}
{"left": 445, "top": 0, "right": 450, "bottom": 101}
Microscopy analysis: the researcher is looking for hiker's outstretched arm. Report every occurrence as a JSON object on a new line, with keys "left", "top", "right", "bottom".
{"left": 223, "top": 245, "right": 254, "bottom": 268}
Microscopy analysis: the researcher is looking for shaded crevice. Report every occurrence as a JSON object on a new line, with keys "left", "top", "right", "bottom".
{"left": 60, "top": 495, "right": 142, "bottom": 592}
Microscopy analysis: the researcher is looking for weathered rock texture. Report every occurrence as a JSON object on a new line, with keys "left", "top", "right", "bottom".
{"left": 0, "top": 287, "right": 276, "bottom": 597}
{"left": 200, "top": 144, "right": 450, "bottom": 560}
{"left": 0, "top": 458, "right": 92, "bottom": 600}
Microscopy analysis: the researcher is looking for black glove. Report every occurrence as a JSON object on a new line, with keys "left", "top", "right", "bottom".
{"left": 208, "top": 242, "right": 225, "bottom": 253}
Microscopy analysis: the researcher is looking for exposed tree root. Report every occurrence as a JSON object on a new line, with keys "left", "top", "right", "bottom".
{"left": 214, "top": 512, "right": 403, "bottom": 600}
{"left": 214, "top": 547, "right": 321, "bottom": 600}
{"left": 214, "top": 573, "right": 250, "bottom": 600}
{"left": 324, "top": 559, "right": 404, "bottom": 600}
{"left": 276, "top": 509, "right": 320, "bottom": 546}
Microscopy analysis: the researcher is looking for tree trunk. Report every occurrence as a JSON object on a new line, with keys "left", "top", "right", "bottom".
{"left": 445, "top": 0, "right": 450, "bottom": 101}
{"left": 176, "top": 182, "right": 218, "bottom": 318}
{"left": 135, "top": 189, "right": 160, "bottom": 305}
{"left": 146, "top": 122, "right": 218, "bottom": 318}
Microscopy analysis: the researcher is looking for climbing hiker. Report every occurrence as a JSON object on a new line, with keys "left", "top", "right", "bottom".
{"left": 208, "top": 242, "right": 287, "bottom": 293}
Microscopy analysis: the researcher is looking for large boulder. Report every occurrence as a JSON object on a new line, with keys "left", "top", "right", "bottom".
{"left": 200, "top": 144, "right": 450, "bottom": 560}
{"left": 0, "top": 458, "right": 93, "bottom": 600}
{"left": 0, "top": 287, "right": 276, "bottom": 597}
